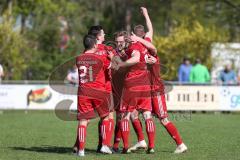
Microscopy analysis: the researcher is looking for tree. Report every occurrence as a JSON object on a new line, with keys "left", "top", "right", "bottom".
{"left": 154, "top": 20, "right": 229, "bottom": 80}
{"left": 0, "top": 15, "right": 28, "bottom": 79}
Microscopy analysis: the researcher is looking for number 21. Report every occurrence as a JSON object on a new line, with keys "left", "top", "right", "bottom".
{"left": 79, "top": 66, "right": 93, "bottom": 83}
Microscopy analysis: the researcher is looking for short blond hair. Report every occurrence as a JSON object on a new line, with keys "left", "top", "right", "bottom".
{"left": 133, "top": 25, "right": 145, "bottom": 38}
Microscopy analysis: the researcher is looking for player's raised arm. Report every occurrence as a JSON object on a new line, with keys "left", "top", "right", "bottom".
{"left": 141, "top": 7, "right": 153, "bottom": 40}
{"left": 131, "top": 33, "right": 157, "bottom": 56}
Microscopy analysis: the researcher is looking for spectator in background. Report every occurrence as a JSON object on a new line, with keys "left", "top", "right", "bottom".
{"left": 218, "top": 62, "right": 237, "bottom": 85}
{"left": 58, "top": 16, "right": 70, "bottom": 52}
{"left": 66, "top": 65, "right": 78, "bottom": 85}
{"left": 190, "top": 58, "right": 210, "bottom": 83}
{"left": 0, "top": 63, "right": 4, "bottom": 83}
{"left": 178, "top": 57, "right": 192, "bottom": 83}
{"left": 60, "top": 30, "right": 70, "bottom": 52}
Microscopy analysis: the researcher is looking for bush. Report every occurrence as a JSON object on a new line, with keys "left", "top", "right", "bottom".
{"left": 0, "top": 16, "right": 28, "bottom": 80}
{"left": 154, "top": 19, "right": 229, "bottom": 80}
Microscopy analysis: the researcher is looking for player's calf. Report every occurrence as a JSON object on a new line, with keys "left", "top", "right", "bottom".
{"left": 160, "top": 117, "right": 187, "bottom": 153}
{"left": 119, "top": 112, "right": 131, "bottom": 153}
{"left": 76, "top": 119, "right": 88, "bottom": 157}
{"left": 143, "top": 111, "right": 156, "bottom": 151}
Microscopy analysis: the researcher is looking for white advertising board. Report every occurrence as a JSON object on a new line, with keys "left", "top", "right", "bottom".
{"left": 0, "top": 84, "right": 77, "bottom": 110}
{"left": 0, "top": 84, "right": 239, "bottom": 111}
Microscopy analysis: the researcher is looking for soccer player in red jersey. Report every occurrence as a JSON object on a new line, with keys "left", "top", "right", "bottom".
{"left": 112, "top": 31, "right": 148, "bottom": 152}
{"left": 132, "top": 7, "right": 188, "bottom": 154}
{"left": 75, "top": 34, "right": 113, "bottom": 156}
{"left": 111, "top": 31, "right": 144, "bottom": 152}
{"left": 87, "top": 25, "right": 115, "bottom": 152}
{"left": 113, "top": 31, "right": 156, "bottom": 154}
{"left": 73, "top": 26, "right": 115, "bottom": 154}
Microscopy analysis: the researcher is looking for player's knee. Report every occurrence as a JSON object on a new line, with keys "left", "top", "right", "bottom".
{"left": 143, "top": 111, "right": 152, "bottom": 120}
{"left": 160, "top": 118, "right": 169, "bottom": 126}
{"left": 101, "top": 115, "right": 109, "bottom": 121}
{"left": 109, "top": 111, "right": 114, "bottom": 119}
{"left": 130, "top": 111, "right": 138, "bottom": 121}
{"left": 79, "top": 119, "right": 88, "bottom": 126}
{"left": 121, "top": 112, "right": 130, "bottom": 120}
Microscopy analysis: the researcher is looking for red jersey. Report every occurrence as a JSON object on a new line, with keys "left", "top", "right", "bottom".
{"left": 123, "top": 42, "right": 151, "bottom": 89}
{"left": 143, "top": 37, "right": 163, "bottom": 93}
{"left": 120, "top": 41, "right": 153, "bottom": 112}
{"left": 125, "top": 42, "right": 149, "bottom": 77}
{"left": 97, "top": 44, "right": 116, "bottom": 92}
{"left": 76, "top": 51, "right": 110, "bottom": 90}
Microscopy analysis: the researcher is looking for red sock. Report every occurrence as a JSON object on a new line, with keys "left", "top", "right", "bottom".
{"left": 145, "top": 119, "right": 155, "bottom": 148}
{"left": 101, "top": 120, "right": 110, "bottom": 146}
{"left": 120, "top": 119, "right": 130, "bottom": 149}
{"left": 106, "top": 118, "right": 114, "bottom": 146}
{"left": 164, "top": 121, "right": 183, "bottom": 145}
{"left": 98, "top": 120, "right": 102, "bottom": 147}
{"left": 132, "top": 118, "right": 145, "bottom": 142}
{"left": 78, "top": 125, "right": 87, "bottom": 150}
{"left": 113, "top": 121, "right": 121, "bottom": 149}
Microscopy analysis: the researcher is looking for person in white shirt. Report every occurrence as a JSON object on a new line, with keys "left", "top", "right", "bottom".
{"left": 66, "top": 65, "right": 78, "bottom": 85}
{"left": 0, "top": 64, "right": 4, "bottom": 83}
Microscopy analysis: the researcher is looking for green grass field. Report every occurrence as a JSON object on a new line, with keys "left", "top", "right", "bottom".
{"left": 0, "top": 111, "right": 240, "bottom": 160}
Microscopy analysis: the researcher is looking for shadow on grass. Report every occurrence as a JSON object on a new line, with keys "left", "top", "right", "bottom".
{"left": 10, "top": 146, "right": 174, "bottom": 156}
{"left": 10, "top": 145, "right": 98, "bottom": 155}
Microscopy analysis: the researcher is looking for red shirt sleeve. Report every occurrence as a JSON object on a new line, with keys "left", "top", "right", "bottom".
{"left": 144, "top": 37, "right": 152, "bottom": 43}
{"left": 127, "top": 43, "right": 141, "bottom": 57}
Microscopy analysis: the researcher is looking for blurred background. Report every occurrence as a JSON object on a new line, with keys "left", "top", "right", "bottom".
{"left": 0, "top": 2, "right": 240, "bottom": 159}
{"left": 0, "top": 0, "right": 240, "bottom": 82}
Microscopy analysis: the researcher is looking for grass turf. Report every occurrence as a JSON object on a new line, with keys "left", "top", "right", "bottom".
{"left": 0, "top": 111, "right": 240, "bottom": 160}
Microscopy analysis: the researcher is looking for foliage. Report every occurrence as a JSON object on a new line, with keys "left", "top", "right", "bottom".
{"left": 154, "top": 20, "right": 229, "bottom": 80}
{"left": 0, "top": 0, "right": 239, "bottom": 80}
{"left": 0, "top": 16, "right": 28, "bottom": 79}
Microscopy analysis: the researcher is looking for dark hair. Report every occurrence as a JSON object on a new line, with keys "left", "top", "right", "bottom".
{"left": 83, "top": 34, "right": 96, "bottom": 50}
{"left": 88, "top": 25, "right": 103, "bottom": 37}
{"left": 183, "top": 57, "right": 190, "bottom": 62}
{"left": 133, "top": 25, "right": 145, "bottom": 38}
{"left": 195, "top": 58, "right": 201, "bottom": 64}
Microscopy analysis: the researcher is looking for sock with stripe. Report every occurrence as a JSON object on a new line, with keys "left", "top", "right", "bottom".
{"left": 106, "top": 118, "right": 114, "bottom": 146}
{"left": 101, "top": 120, "right": 110, "bottom": 146}
{"left": 145, "top": 118, "right": 155, "bottom": 149}
{"left": 78, "top": 125, "right": 87, "bottom": 150}
{"left": 120, "top": 119, "right": 130, "bottom": 149}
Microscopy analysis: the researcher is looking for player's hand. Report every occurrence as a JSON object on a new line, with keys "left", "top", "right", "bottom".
{"left": 140, "top": 7, "right": 148, "bottom": 17}
{"left": 111, "top": 56, "right": 122, "bottom": 70}
{"left": 145, "top": 55, "right": 157, "bottom": 64}
{"left": 130, "top": 32, "right": 139, "bottom": 42}
{"left": 110, "top": 61, "right": 119, "bottom": 70}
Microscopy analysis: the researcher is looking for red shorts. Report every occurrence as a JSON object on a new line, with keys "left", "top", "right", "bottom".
{"left": 151, "top": 92, "right": 168, "bottom": 119}
{"left": 120, "top": 85, "right": 152, "bottom": 112}
{"left": 77, "top": 96, "right": 110, "bottom": 120}
{"left": 77, "top": 86, "right": 111, "bottom": 120}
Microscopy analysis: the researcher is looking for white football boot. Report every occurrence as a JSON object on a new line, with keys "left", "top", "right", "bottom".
{"left": 100, "top": 145, "right": 112, "bottom": 154}
{"left": 77, "top": 150, "right": 85, "bottom": 157}
{"left": 129, "top": 140, "right": 147, "bottom": 151}
{"left": 174, "top": 143, "right": 187, "bottom": 154}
